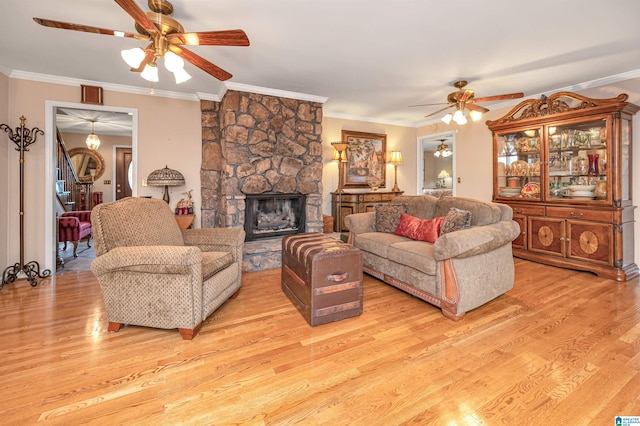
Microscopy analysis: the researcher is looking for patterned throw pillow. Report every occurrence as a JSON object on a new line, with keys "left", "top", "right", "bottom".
{"left": 374, "top": 203, "right": 408, "bottom": 233}
{"left": 394, "top": 214, "right": 445, "bottom": 243}
{"left": 440, "top": 207, "right": 472, "bottom": 235}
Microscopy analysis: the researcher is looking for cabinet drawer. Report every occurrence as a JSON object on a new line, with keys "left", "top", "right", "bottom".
{"left": 546, "top": 207, "right": 613, "bottom": 222}
{"left": 508, "top": 204, "right": 545, "bottom": 216}
{"left": 363, "top": 194, "right": 395, "bottom": 202}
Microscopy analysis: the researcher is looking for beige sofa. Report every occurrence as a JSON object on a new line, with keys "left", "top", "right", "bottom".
{"left": 344, "top": 195, "right": 519, "bottom": 320}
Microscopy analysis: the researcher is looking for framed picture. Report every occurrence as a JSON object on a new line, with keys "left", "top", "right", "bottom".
{"left": 341, "top": 130, "right": 387, "bottom": 188}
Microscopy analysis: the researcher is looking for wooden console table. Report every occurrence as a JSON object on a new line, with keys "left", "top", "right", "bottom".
{"left": 331, "top": 190, "right": 403, "bottom": 232}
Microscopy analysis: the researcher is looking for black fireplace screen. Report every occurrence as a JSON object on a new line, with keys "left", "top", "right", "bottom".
{"left": 244, "top": 194, "right": 306, "bottom": 241}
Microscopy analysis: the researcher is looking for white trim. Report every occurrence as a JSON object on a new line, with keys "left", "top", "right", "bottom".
{"left": 417, "top": 131, "right": 456, "bottom": 195}
{"left": 225, "top": 82, "right": 328, "bottom": 104}
{"left": 44, "top": 101, "right": 138, "bottom": 271}
{"left": 323, "top": 111, "right": 418, "bottom": 128}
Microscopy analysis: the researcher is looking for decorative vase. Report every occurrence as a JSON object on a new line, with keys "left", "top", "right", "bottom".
{"left": 594, "top": 180, "right": 607, "bottom": 199}
{"left": 588, "top": 154, "right": 599, "bottom": 175}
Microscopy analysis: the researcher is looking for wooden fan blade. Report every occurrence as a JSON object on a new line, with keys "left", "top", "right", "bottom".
{"left": 33, "top": 17, "right": 150, "bottom": 41}
{"left": 408, "top": 102, "right": 449, "bottom": 108}
{"left": 425, "top": 104, "right": 455, "bottom": 118}
{"left": 167, "top": 30, "right": 250, "bottom": 46}
{"left": 466, "top": 103, "right": 489, "bottom": 113}
{"left": 474, "top": 92, "right": 524, "bottom": 103}
{"left": 114, "top": 0, "right": 158, "bottom": 33}
{"left": 169, "top": 45, "right": 232, "bottom": 81}
{"left": 130, "top": 49, "right": 154, "bottom": 72}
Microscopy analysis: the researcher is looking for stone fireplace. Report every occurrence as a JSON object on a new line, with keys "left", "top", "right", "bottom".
{"left": 200, "top": 90, "right": 324, "bottom": 271}
{"left": 244, "top": 193, "right": 306, "bottom": 241}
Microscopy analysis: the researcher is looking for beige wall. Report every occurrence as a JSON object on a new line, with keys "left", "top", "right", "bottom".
{"left": 5, "top": 78, "right": 202, "bottom": 270}
{"left": 61, "top": 133, "right": 132, "bottom": 203}
{"left": 321, "top": 117, "right": 418, "bottom": 215}
{"left": 0, "top": 72, "right": 8, "bottom": 268}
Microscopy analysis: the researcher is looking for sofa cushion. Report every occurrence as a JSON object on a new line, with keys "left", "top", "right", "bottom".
{"left": 388, "top": 240, "right": 437, "bottom": 275}
{"left": 435, "top": 196, "right": 501, "bottom": 226}
{"left": 374, "top": 203, "right": 408, "bottom": 233}
{"left": 393, "top": 195, "right": 438, "bottom": 219}
{"left": 355, "top": 232, "right": 410, "bottom": 258}
{"left": 440, "top": 207, "right": 472, "bottom": 235}
{"left": 394, "top": 214, "right": 445, "bottom": 243}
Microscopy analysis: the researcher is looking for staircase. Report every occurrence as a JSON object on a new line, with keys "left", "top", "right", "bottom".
{"left": 56, "top": 128, "right": 93, "bottom": 212}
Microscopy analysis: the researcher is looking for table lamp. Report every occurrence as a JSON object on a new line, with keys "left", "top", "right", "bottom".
{"left": 147, "top": 165, "right": 185, "bottom": 204}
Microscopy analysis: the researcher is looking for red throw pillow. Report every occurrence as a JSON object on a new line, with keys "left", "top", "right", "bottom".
{"left": 394, "top": 214, "right": 445, "bottom": 243}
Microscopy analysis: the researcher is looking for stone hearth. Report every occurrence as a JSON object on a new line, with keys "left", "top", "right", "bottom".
{"left": 200, "top": 90, "right": 324, "bottom": 272}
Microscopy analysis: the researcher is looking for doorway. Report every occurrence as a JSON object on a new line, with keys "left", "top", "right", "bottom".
{"left": 44, "top": 100, "right": 138, "bottom": 272}
{"left": 115, "top": 147, "right": 133, "bottom": 200}
{"left": 417, "top": 131, "right": 456, "bottom": 194}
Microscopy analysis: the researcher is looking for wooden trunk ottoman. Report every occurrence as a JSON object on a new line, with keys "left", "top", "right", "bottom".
{"left": 282, "top": 233, "right": 363, "bottom": 326}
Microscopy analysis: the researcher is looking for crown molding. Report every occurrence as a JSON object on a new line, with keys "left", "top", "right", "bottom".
{"left": 9, "top": 70, "right": 200, "bottom": 101}
{"left": 323, "top": 111, "right": 419, "bottom": 128}
{"left": 225, "top": 82, "right": 328, "bottom": 104}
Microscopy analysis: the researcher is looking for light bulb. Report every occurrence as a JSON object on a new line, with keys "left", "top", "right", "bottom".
{"left": 140, "top": 63, "right": 159, "bottom": 82}
{"left": 452, "top": 109, "right": 464, "bottom": 122}
{"left": 172, "top": 67, "right": 192, "bottom": 84}
{"left": 469, "top": 110, "right": 482, "bottom": 121}
{"left": 121, "top": 47, "right": 145, "bottom": 68}
{"left": 164, "top": 51, "right": 184, "bottom": 72}
{"left": 441, "top": 113, "right": 453, "bottom": 124}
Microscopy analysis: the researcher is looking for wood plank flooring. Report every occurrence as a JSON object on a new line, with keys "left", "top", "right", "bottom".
{"left": 1, "top": 259, "right": 639, "bottom": 425}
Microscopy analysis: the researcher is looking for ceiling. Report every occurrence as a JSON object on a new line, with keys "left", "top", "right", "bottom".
{"left": 2, "top": 0, "right": 640, "bottom": 127}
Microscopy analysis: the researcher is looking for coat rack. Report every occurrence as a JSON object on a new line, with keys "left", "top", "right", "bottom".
{"left": 1, "top": 116, "right": 51, "bottom": 289}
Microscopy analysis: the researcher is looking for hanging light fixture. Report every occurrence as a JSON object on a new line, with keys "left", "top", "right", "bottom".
{"left": 441, "top": 103, "right": 483, "bottom": 125}
{"left": 85, "top": 120, "right": 100, "bottom": 151}
{"left": 433, "top": 140, "right": 452, "bottom": 158}
{"left": 121, "top": 48, "right": 191, "bottom": 85}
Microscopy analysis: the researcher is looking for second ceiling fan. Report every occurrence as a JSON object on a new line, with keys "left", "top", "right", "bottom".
{"left": 411, "top": 80, "right": 524, "bottom": 124}
{"left": 34, "top": 0, "right": 250, "bottom": 83}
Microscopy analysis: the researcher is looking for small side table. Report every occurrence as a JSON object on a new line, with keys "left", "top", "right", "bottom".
{"left": 175, "top": 214, "right": 194, "bottom": 230}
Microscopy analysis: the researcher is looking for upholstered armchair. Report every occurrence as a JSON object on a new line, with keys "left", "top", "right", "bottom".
{"left": 90, "top": 197, "right": 245, "bottom": 340}
{"left": 59, "top": 210, "right": 92, "bottom": 257}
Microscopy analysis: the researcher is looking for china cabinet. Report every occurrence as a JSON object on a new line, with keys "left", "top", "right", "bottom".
{"left": 487, "top": 92, "right": 639, "bottom": 281}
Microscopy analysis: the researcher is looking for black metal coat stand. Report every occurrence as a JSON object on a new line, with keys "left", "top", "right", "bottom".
{"left": 1, "top": 116, "right": 51, "bottom": 289}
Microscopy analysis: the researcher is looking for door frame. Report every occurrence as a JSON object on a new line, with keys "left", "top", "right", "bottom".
{"left": 416, "top": 131, "right": 456, "bottom": 194}
{"left": 44, "top": 100, "right": 138, "bottom": 271}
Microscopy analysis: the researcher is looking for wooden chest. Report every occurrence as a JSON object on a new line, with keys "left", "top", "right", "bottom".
{"left": 282, "top": 233, "right": 363, "bottom": 326}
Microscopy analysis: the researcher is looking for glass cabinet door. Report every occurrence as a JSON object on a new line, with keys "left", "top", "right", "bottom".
{"left": 546, "top": 118, "right": 607, "bottom": 202}
{"left": 496, "top": 128, "right": 541, "bottom": 200}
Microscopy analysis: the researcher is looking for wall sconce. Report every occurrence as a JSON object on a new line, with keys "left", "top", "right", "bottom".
{"left": 146, "top": 165, "right": 185, "bottom": 204}
{"left": 389, "top": 150, "right": 403, "bottom": 192}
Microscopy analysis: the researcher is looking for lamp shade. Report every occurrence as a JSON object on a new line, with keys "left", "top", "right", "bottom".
{"left": 389, "top": 150, "right": 403, "bottom": 164}
{"left": 437, "top": 169, "right": 450, "bottom": 179}
{"left": 121, "top": 47, "right": 145, "bottom": 68}
{"left": 147, "top": 166, "right": 185, "bottom": 204}
{"left": 140, "top": 63, "right": 159, "bottom": 82}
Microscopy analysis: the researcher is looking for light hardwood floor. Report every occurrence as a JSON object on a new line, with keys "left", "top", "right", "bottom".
{"left": 1, "top": 259, "right": 639, "bottom": 425}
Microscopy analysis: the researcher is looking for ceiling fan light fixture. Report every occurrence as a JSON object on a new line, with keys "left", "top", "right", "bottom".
{"left": 140, "top": 62, "right": 159, "bottom": 82}
{"left": 163, "top": 51, "right": 184, "bottom": 72}
{"left": 441, "top": 113, "right": 453, "bottom": 125}
{"left": 469, "top": 110, "right": 482, "bottom": 121}
{"left": 172, "top": 67, "right": 192, "bottom": 84}
{"left": 121, "top": 47, "right": 145, "bottom": 68}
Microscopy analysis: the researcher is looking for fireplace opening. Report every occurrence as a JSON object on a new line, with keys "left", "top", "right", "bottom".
{"left": 244, "top": 194, "right": 306, "bottom": 241}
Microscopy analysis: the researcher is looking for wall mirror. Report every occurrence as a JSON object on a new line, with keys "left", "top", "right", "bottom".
{"left": 68, "top": 147, "right": 105, "bottom": 183}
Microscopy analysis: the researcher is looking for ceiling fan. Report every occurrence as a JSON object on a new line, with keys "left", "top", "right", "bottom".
{"left": 410, "top": 80, "right": 524, "bottom": 124}
{"left": 33, "top": 0, "right": 250, "bottom": 83}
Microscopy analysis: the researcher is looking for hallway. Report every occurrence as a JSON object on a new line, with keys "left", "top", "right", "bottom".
{"left": 57, "top": 241, "right": 94, "bottom": 273}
